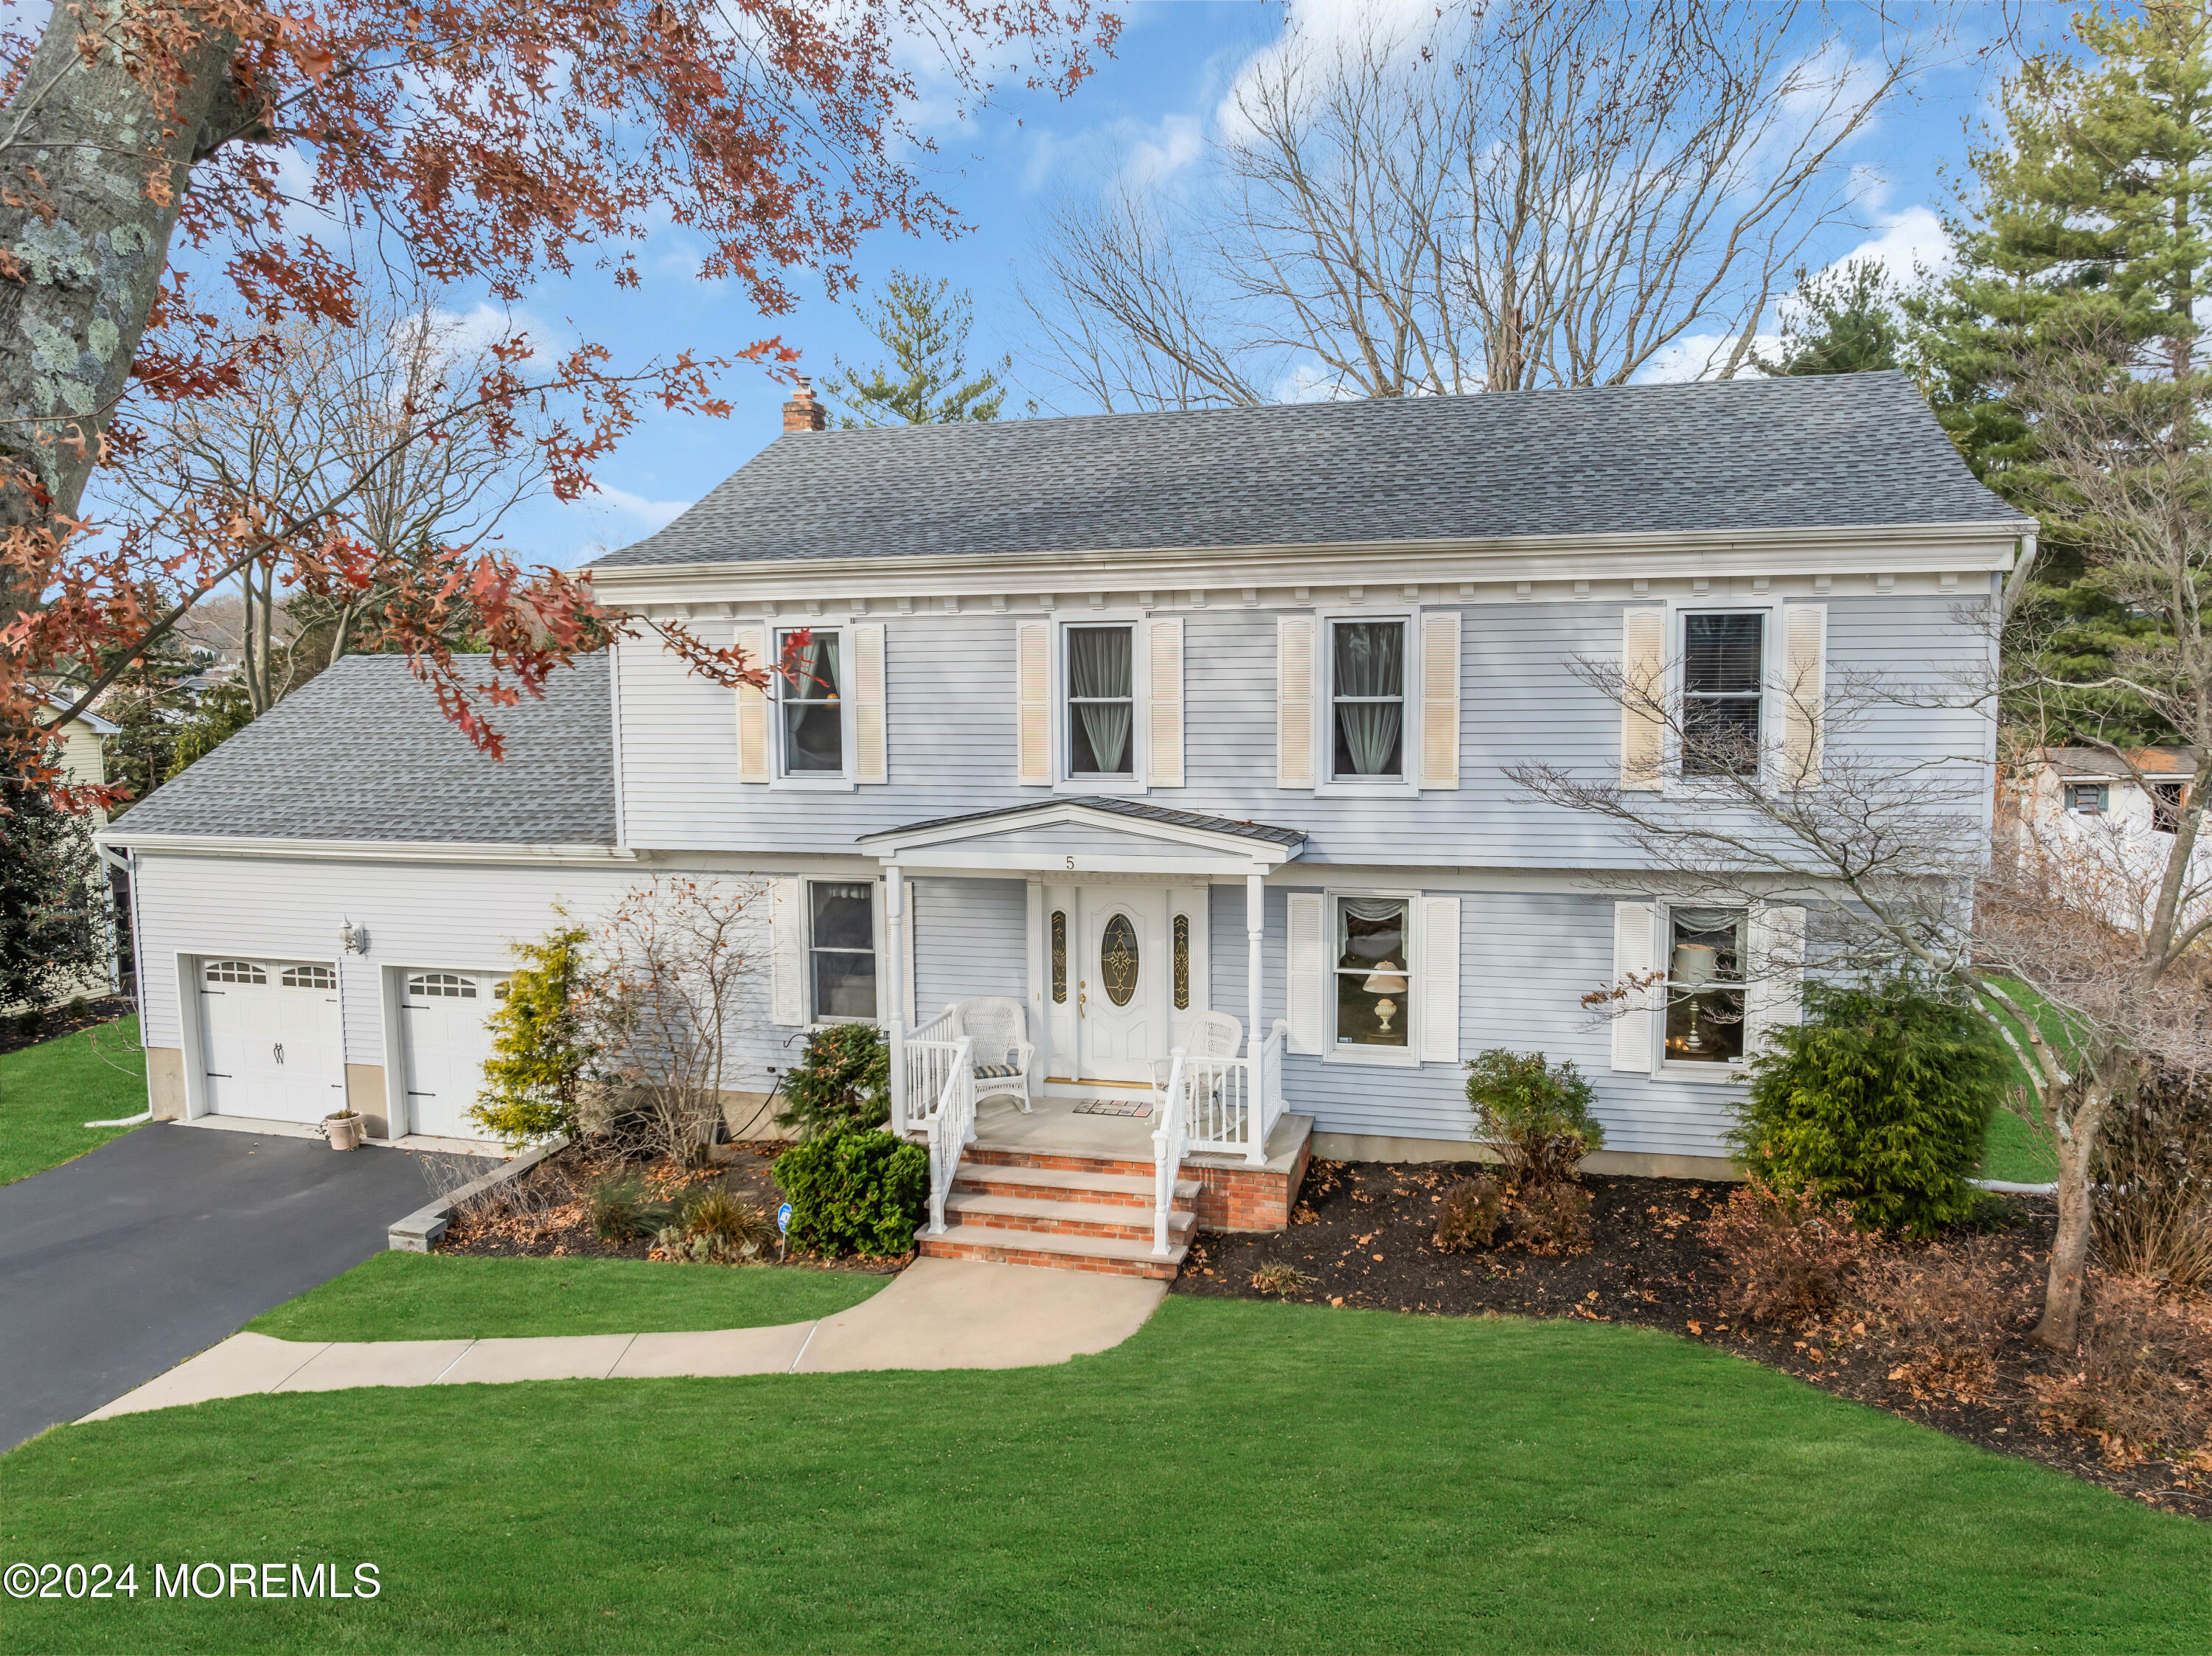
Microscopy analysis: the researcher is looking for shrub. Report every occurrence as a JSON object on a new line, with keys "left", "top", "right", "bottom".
{"left": 2026, "top": 1275, "right": 2212, "bottom": 1464}
{"left": 470, "top": 920, "right": 600, "bottom": 1149}
{"left": 1433, "top": 1175, "right": 1506, "bottom": 1252}
{"left": 1464, "top": 1048, "right": 1605, "bottom": 1190}
{"left": 2093, "top": 1069, "right": 2212, "bottom": 1290}
{"left": 1510, "top": 1183, "right": 1595, "bottom": 1256}
{"left": 776, "top": 1023, "right": 891, "bottom": 1135}
{"left": 1848, "top": 1236, "right": 2028, "bottom": 1403}
{"left": 775, "top": 1125, "right": 927, "bottom": 1256}
{"left": 588, "top": 1177, "right": 670, "bottom": 1244}
{"left": 1251, "top": 1262, "right": 1316, "bottom": 1295}
{"left": 1731, "top": 974, "right": 2008, "bottom": 1239}
{"left": 681, "top": 1184, "right": 775, "bottom": 1261}
{"left": 1699, "top": 1178, "right": 1871, "bottom": 1326}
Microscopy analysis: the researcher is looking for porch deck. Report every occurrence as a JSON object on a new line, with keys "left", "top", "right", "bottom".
{"left": 969, "top": 1093, "right": 1159, "bottom": 1160}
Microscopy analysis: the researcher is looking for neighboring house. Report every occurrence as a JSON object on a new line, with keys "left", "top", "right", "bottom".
{"left": 2006, "top": 745, "right": 2208, "bottom": 934}
{"left": 99, "top": 372, "right": 2028, "bottom": 1270}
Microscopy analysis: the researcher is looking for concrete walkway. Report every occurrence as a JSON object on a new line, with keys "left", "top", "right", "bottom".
{"left": 81, "top": 1257, "right": 1166, "bottom": 1423}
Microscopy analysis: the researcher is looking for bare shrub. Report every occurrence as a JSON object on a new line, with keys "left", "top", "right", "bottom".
{"left": 1433, "top": 1175, "right": 1506, "bottom": 1252}
{"left": 592, "top": 877, "right": 763, "bottom": 1169}
{"left": 1251, "top": 1262, "right": 1316, "bottom": 1296}
{"left": 1850, "top": 1238, "right": 2030, "bottom": 1404}
{"left": 1510, "top": 1183, "right": 1594, "bottom": 1256}
{"left": 2028, "top": 1276, "right": 2212, "bottom": 1465}
{"left": 2093, "top": 1071, "right": 2212, "bottom": 1291}
{"left": 1700, "top": 1179, "right": 1871, "bottom": 1327}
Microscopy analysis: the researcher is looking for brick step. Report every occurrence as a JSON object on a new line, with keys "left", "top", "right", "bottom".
{"left": 952, "top": 1163, "right": 1201, "bottom": 1208}
{"left": 941, "top": 1190, "right": 1196, "bottom": 1245}
{"left": 963, "top": 1142, "right": 1158, "bottom": 1180}
{"left": 916, "top": 1222, "right": 1186, "bottom": 1279}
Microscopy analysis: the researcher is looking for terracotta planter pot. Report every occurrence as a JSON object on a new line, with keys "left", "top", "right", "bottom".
{"left": 324, "top": 1112, "right": 364, "bottom": 1152}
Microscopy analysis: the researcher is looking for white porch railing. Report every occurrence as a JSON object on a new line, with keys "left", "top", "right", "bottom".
{"left": 922, "top": 1034, "right": 975, "bottom": 1237}
{"left": 891, "top": 1003, "right": 961, "bottom": 1138}
{"left": 1151, "top": 1051, "right": 1189, "bottom": 1257}
{"left": 1178, "top": 1020, "right": 1289, "bottom": 1166}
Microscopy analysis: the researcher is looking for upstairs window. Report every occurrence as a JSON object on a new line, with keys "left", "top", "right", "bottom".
{"left": 2064, "top": 782, "right": 2110, "bottom": 815}
{"left": 809, "top": 881, "right": 876, "bottom": 1020}
{"left": 2151, "top": 781, "right": 2185, "bottom": 833}
{"left": 1333, "top": 897, "right": 1410, "bottom": 1050}
{"left": 1681, "top": 613, "right": 1764, "bottom": 777}
{"left": 1330, "top": 620, "right": 1405, "bottom": 779}
{"left": 1066, "top": 625, "right": 1134, "bottom": 776}
{"left": 1663, "top": 908, "right": 1744, "bottom": 1066}
{"left": 779, "top": 629, "right": 844, "bottom": 775}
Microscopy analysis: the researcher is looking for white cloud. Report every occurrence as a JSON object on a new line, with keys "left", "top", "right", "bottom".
{"left": 1211, "top": 0, "right": 1438, "bottom": 145}
{"left": 1122, "top": 114, "right": 1203, "bottom": 189}
{"left": 1637, "top": 332, "right": 1779, "bottom": 386}
{"left": 1830, "top": 204, "right": 1953, "bottom": 282}
{"left": 575, "top": 483, "right": 692, "bottom": 531}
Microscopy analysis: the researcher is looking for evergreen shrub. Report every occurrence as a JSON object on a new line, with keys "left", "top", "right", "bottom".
{"left": 776, "top": 1126, "right": 926, "bottom": 1256}
{"left": 776, "top": 1022, "right": 890, "bottom": 1133}
{"left": 1464, "top": 1048, "right": 1606, "bottom": 1189}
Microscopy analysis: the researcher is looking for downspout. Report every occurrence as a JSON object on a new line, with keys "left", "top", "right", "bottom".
{"left": 88, "top": 842, "right": 154, "bottom": 1128}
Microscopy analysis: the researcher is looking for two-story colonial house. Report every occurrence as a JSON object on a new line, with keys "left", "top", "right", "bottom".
{"left": 99, "top": 371, "right": 2029, "bottom": 1277}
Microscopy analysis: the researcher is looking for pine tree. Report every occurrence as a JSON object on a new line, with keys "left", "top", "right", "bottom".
{"left": 824, "top": 272, "right": 1012, "bottom": 428}
{"left": 0, "top": 770, "right": 105, "bottom": 1009}
{"left": 470, "top": 921, "right": 599, "bottom": 1148}
{"left": 1908, "top": 1, "right": 2211, "bottom": 745}
{"left": 1757, "top": 261, "right": 1905, "bottom": 377}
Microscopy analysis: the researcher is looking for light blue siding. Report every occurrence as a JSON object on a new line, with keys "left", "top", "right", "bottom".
{"left": 911, "top": 877, "right": 1027, "bottom": 1014}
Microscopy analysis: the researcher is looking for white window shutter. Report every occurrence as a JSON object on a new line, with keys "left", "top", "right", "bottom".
{"left": 1610, "top": 900, "right": 1657, "bottom": 1073}
{"left": 1284, "top": 892, "right": 1326, "bottom": 1054}
{"left": 1419, "top": 611, "right": 1461, "bottom": 790}
{"left": 1147, "top": 616, "right": 1184, "bottom": 788}
{"left": 1620, "top": 607, "right": 1667, "bottom": 792}
{"left": 770, "top": 877, "right": 805, "bottom": 1025}
{"left": 1419, "top": 894, "right": 1461, "bottom": 1064}
{"left": 734, "top": 624, "right": 770, "bottom": 784}
{"left": 852, "top": 622, "right": 887, "bottom": 784}
{"left": 1782, "top": 605, "right": 1826, "bottom": 787}
{"left": 1016, "top": 620, "right": 1051, "bottom": 787}
{"left": 1276, "top": 615, "right": 1315, "bottom": 789}
{"left": 1745, "top": 903, "right": 1806, "bottom": 1062}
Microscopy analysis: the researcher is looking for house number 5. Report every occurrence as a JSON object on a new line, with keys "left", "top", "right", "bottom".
{"left": 1066, "top": 855, "right": 1076, "bottom": 869}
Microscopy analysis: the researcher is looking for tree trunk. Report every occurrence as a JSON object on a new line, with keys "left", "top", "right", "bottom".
{"left": 2032, "top": 1086, "right": 2109, "bottom": 1351}
{"left": 0, "top": 3, "right": 235, "bottom": 529}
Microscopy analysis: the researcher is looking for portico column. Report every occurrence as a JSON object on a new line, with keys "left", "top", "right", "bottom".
{"left": 884, "top": 863, "right": 906, "bottom": 1133}
{"left": 1246, "top": 872, "right": 1265, "bottom": 1060}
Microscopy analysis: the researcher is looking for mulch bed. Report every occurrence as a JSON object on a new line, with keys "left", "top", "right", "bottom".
{"left": 435, "top": 1139, "right": 902, "bottom": 1276}
{"left": 1175, "top": 1158, "right": 2211, "bottom": 1519}
{"left": 1, "top": 994, "right": 133, "bottom": 1056}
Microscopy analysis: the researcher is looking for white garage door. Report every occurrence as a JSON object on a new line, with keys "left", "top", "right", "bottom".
{"left": 198, "top": 959, "right": 345, "bottom": 1124}
{"left": 399, "top": 970, "right": 509, "bottom": 1141}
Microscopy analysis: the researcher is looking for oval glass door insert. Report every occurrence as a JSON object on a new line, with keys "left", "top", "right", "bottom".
{"left": 1099, "top": 914, "right": 1139, "bottom": 1007}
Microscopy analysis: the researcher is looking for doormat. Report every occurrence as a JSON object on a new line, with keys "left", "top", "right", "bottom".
{"left": 1071, "top": 1097, "right": 1153, "bottom": 1118}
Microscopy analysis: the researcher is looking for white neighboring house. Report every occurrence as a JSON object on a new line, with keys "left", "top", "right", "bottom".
{"left": 97, "top": 373, "right": 2031, "bottom": 1270}
{"left": 2008, "top": 745, "right": 2208, "bottom": 936}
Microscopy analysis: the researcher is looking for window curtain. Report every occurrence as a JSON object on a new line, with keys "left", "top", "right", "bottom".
{"left": 1334, "top": 624, "right": 1402, "bottom": 774}
{"left": 1069, "top": 627, "right": 1133, "bottom": 773}
{"left": 791, "top": 634, "right": 838, "bottom": 700}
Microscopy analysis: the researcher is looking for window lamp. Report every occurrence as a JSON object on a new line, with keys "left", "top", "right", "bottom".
{"left": 1333, "top": 897, "right": 1410, "bottom": 1049}
{"left": 1066, "top": 625, "right": 1134, "bottom": 776}
{"left": 808, "top": 881, "right": 876, "bottom": 1019}
{"left": 1681, "top": 613, "right": 1764, "bottom": 776}
{"left": 780, "top": 630, "right": 844, "bottom": 774}
{"left": 1663, "top": 908, "right": 1745, "bottom": 1065}
{"left": 1330, "top": 620, "right": 1405, "bottom": 779}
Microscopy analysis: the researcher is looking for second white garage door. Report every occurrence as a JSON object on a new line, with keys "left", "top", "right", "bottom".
{"left": 398, "top": 970, "right": 509, "bottom": 1141}
{"left": 199, "top": 958, "right": 346, "bottom": 1124}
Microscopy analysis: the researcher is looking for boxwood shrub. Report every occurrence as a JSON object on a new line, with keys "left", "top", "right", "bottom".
{"left": 776, "top": 1125, "right": 928, "bottom": 1256}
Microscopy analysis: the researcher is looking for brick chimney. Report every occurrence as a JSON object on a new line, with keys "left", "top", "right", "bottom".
{"left": 782, "top": 375, "right": 827, "bottom": 434}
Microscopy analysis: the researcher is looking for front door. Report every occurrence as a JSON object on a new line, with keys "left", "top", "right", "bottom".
{"left": 1078, "top": 889, "right": 1167, "bottom": 1082}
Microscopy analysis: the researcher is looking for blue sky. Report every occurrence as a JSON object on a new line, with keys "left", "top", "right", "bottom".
{"left": 468, "top": 0, "right": 2079, "bottom": 570}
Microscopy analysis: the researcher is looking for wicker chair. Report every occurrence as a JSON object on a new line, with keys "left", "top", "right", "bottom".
{"left": 1148, "top": 1010, "right": 1245, "bottom": 1096}
{"left": 953, "top": 996, "right": 1036, "bottom": 1112}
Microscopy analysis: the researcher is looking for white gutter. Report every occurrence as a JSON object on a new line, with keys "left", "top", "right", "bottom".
{"left": 93, "top": 832, "right": 640, "bottom": 866}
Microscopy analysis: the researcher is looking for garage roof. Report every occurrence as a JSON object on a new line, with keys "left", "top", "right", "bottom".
{"left": 105, "top": 655, "right": 614, "bottom": 846}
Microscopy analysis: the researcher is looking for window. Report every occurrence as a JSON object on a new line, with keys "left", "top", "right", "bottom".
{"left": 1066, "top": 625, "right": 1134, "bottom": 776}
{"left": 1333, "top": 897, "right": 1410, "bottom": 1049}
{"left": 1681, "top": 613, "right": 1764, "bottom": 776}
{"left": 1663, "top": 908, "right": 1745, "bottom": 1066}
{"left": 2064, "top": 782, "right": 2110, "bottom": 815}
{"left": 779, "top": 628, "right": 844, "bottom": 775}
{"left": 808, "top": 881, "right": 876, "bottom": 1020}
{"left": 204, "top": 960, "right": 265, "bottom": 985}
{"left": 1172, "top": 913, "right": 1191, "bottom": 1011}
{"left": 408, "top": 972, "right": 476, "bottom": 998}
{"left": 281, "top": 964, "right": 335, "bottom": 990}
{"left": 1330, "top": 620, "right": 1405, "bottom": 779}
{"left": 1050, "top": 910, "right": 1068, "bottom": 1003}
{"left": 2152, "top": 782, "right": 2185, "bottom": 834}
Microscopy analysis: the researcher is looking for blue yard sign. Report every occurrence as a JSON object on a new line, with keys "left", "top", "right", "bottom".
{"left": 776, "top": 1202, "right": 792, "bottom": 1234}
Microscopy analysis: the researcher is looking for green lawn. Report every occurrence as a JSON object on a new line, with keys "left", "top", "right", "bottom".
{"left": 4, "top": 1298, "right": 2199, "bottom": 1655}
{"left": 245, "top": 1251, "right": 888, "bottom": 1342}
{"left": 0, "top": 1015, "right": 147, "bottom": 1185}
{"left": 1978, "top": 1102, "right": 2060, "bottom": 1184}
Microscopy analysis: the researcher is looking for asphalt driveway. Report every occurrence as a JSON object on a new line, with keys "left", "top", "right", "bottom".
{"left": 0, "top": 1124, "right": 485, "bottom": 1450}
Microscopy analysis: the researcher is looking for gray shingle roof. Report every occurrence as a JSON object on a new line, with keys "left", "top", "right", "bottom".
{"left": 871, "top": 797, "right": 1307, "bottom": 848}
{"left": 593, "top": 372, "right": 2024, "bottom": 570}
{"left": 106, "top": 655, "right": 613, "bottom": 844}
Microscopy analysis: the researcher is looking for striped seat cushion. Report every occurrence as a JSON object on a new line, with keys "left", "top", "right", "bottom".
{"left": 973, "top": 1062, "right": 1023, "bottom": 1079}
